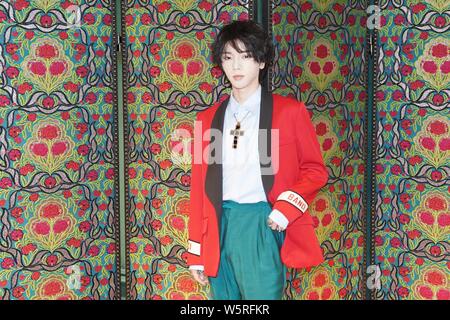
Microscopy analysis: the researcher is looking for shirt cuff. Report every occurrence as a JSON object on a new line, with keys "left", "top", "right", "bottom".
{"left": 268, "top": 209, "right": 289, "bottom": 229}
{"left": 189, "top": 265, "right": 205, "bottom": 271}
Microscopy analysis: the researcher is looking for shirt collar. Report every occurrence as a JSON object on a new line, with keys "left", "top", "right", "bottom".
{"left": 228, "top": 85, "right": 261, "bottom": 115}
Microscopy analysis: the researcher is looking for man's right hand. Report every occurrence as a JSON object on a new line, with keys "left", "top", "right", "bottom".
{"left": 190, "top": 269, "right": 209, "bottom": 286}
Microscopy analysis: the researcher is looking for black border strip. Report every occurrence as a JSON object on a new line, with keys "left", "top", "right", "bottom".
{"left": 119, "top": 0, "right": 131, "bottom": 301}
{"left": 110, "top": 0, "right": 121, "bottom": 300}
{"left": 363, "top": 0, "right": 379, "bottom": 301}
{"left": 369, "top": 4, "right": 379, "bottom": 301}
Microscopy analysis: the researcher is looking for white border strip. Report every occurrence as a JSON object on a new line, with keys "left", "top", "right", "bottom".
{"left": 277, "top": 191, "right": 308, "bottom": 213}
{"left": 188, "top": 240, "right": 201, "bottom": 256}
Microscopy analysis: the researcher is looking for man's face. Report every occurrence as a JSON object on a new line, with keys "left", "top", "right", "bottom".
{"left": 220, "top": 40, "right": 265, "bottom": 90}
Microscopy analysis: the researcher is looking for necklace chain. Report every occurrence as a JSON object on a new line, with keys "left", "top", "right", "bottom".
{"left": 233, "top": 110, "right": 250, "bottom": 124}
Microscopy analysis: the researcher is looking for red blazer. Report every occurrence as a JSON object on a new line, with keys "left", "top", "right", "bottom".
{"left": 187, "top": 90, "right": 329, "bottom": 277}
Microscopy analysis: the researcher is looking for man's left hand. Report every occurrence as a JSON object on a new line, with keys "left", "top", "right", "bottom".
{"left": 267, "top": 218, "right": 286, "bottom": 232}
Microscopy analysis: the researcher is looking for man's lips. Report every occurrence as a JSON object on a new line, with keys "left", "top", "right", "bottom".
{"left": 233, "top": 75, "right": 244, "bottom": 80}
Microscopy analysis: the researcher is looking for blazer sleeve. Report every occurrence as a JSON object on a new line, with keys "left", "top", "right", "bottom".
{"left": 272, "top": 101, "right": 329, "bottom": 225}
{"left": 186, "top": 113, "right": 204, "bottom": 267}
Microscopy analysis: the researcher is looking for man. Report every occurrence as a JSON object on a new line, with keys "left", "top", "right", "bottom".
{"left": 187, "top": 20, "right": 328, "bottom": 300}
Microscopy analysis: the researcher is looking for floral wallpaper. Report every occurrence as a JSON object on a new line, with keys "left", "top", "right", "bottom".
{"left": 0, "top": 0, "right": 121, "bottom": 299}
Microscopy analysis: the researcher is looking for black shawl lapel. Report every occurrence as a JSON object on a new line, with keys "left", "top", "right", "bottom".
{"left": 259, "top": 88, "right": 275, "bottom": 200}
{"left": 205, "top": 87, "right": 275, "bottom": 226}
{"left": 205, "top": 96, "right": 229, "bottom": 226}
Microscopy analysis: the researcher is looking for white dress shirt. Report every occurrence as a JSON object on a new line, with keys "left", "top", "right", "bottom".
{"left": 222, "top": 85, "right": 267, "bottom": 202}
{"left": 189, "top": 85, "right": 288, "bottom": 271}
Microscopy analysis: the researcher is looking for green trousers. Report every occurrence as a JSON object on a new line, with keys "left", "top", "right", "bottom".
{"left": 209, "top": 200, "right": 286, "bottom": 300}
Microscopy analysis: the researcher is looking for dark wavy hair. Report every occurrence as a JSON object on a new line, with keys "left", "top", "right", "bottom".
{"left": 211, "top": 20, "right": 273, "bottom": 83}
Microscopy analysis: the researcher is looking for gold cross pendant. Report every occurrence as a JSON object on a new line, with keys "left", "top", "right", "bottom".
{"left": 230, "top": 122, "right": 244, "bottom": 149}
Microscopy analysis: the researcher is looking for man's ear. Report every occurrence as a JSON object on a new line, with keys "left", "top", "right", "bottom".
{"left": 259, "top": 62, "right": 265, "bottom": 69}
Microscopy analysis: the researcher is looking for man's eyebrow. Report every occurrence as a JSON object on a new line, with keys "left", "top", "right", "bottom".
{"left": 221, "top": 50, "right": 251, "bottom": 54}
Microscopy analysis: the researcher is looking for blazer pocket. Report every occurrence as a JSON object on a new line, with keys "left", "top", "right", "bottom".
{"left": 278, "top": 139, "right": 296, "bottom": 147}
{"left": 202, "top": 217, "right": 208, "bottom": 234}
